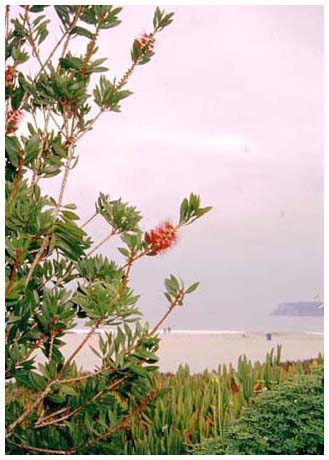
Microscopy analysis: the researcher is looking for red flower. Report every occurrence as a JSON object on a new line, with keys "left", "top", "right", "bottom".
{"left": 253, "top": 382, "right": 263, "bottom": 392}
{"left": 6, "top": 109, "right": 23, "bottom": 134}
{"left": 134, "top": 32, "right": 155, "bottom": 56}
{"left": 230, "top": 376, "right": 239, "bottom": 395}
{"left": 145, "top": 221, "right": 177, "bottom": 255}
{"left": 5, "top": 65, "right": 17, "bottom": 88}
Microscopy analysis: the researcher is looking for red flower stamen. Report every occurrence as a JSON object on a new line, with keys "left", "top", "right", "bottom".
{"left": 5, "top": 65, "right": 17, "bottom": 89}
{"left": 134, "top": 32, "right": 155, "bottom": 56}
{"left": 145, "top": 221, "right": 177, "bottom": 255}
{"left": 6, "top": 110, "right": 23, "bottom": 134}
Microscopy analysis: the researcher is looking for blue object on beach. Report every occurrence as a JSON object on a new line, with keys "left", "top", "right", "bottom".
{"left": 266, "top": 332, "right": 272, "bottom": 341}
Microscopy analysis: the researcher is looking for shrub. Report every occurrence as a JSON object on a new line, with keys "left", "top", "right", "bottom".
{"left": 5, "top": 6, "right": 211, "bottom": 454}
{"left": 191, "top": 368, "right": 324, "bottom": 455}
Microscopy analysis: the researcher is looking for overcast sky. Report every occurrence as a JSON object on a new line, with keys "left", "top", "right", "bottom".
{"left": 29, "top": 6, "right": 323, "bottom": 330}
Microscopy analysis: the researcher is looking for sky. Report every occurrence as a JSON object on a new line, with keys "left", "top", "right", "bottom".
{"left": 13, "top": 5, "right": 324, "bottom": 331}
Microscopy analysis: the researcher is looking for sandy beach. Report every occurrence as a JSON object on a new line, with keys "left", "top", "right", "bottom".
{"left": 46, "top": 331, "right": 324, "bottom": 374}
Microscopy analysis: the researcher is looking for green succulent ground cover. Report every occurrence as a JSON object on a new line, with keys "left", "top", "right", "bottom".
{"left": 6, "top": 348, "right": 323, "bottom": 455}
{"left": 190, "top": 365, "right": 324, "bottom": 455}
{"left": 123, "top": 348, "right": 323, "bottom": 455}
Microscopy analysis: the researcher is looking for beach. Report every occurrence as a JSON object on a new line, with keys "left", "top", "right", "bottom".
{"left": 52, "top": 331, "right": 324, "bottom": 374}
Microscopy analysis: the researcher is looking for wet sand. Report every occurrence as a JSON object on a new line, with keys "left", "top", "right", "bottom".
{"left": 45, "top": 331, "right": 324, "bottom": 374}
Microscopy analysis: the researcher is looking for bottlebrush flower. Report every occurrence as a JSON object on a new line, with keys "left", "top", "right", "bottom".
{"left": 134, "top": 32, "right": 155, "bottom": 56}
{"left": 5, "top": 65, "right": 17, "bottom": 88}
{"left": 145, "top": 221, "right": 177, "bottom": 255}
{"left": 6, "top": 109, "right": 23, "bottom": 134}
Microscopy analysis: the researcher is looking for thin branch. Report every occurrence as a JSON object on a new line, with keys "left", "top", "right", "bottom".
{"left": 60, "top": 320, "right": 101, "bottom": 375}
{"left": 5, "top": 6, "right": 10, "bottom": 40}
{"left": 25, "top": 235, "right": 50, "bottom": 287}
{"left": 59, "top": 6, "right": 85, "bottom": 62}
{"left": 31, "top": 106, "right": 51, "bottom": 186}
{"left": 80, "top": 12, "right": 105, "bottom": 79}
{"left": 75, "top": 108, "right": 104, "bottom": 142}
{"left": 6, "top": 440, "right": 71, "bottom": 455}
{"left": 48, "top": 334, "right": 55, "bottom": 361}
{"left": 33, "top": 406, "right": 69, "bottom": 427}
{"left": 149, "top": 291, "right": 183, "bottom": 337}
{"left": 87, "top": 229, "right": 117, "bottom": 257}
{"left": 7, "top": 149, "right": 25, "bottom": 206}
{"left": 116, "top": 61, "right": 138, "bottom": 90}
{"left": 24, "top": 6, "right": 49, "bottom": 78}
{"left": 6, "top": 334, "right": 46, "bottom": 376}
{"left": 81, "top": 211, "right": 98, "bottom": 229}
{"left": 35, "top": 374, "right": 129, "bottom": 428}
{"left": 49, "top": 111, "right": 63, "bottom": 132}
{"left": 122, "top": 249, "right": 147, "bottom": 270}
{"left": 85, "top": 389, "right": 156, "bottom": 448}
{"left": 55, "top": 142, "right": 75, "bottom": 214}
{"left": 6, "top": 384, "right": 53, "bottom": 437}
{"left": 5, "top": 249, "right": 21, "bottom": 297}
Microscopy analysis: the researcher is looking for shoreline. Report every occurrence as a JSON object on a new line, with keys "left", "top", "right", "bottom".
{"left": 70, "top": 328, "right": 324, "bottom": 336}
{"left": 46, "top": 330, "right": 324, "bottom": 374}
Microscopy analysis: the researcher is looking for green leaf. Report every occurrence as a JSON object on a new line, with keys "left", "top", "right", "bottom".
{"left": 70, "top": 25, "right": 94, "bottom": 39}
{"left": 197, "top": 206, "right": 213, "bottom": 218}
{"left": 164, "top": 292, "right": 172, "bottom": 303}
{"left": 61, "top": 210, "right": 80, "bottom": 221}
{"left": 118, "top": 247, "right": 130, "bottom": 257}
{"left": 179, "top": 197, "right": 189, "bottom": 224}
{"left": 58, "top": 384, "right": 77, "bottom": 396}
{"left": 63, "top": 203, "right": 77, "bottom": 210}
{"left": 129, "top": 364, "right": 148, "bottom": 377}
{"left": 29, "top": 371, "right": 47, "bottom": 390}
{"left": 59, "top": 56, "right": 82, "bottom": 71}
{"left": 185, "top": 282, "right": 200, "bottom": 294}
{"left": 25, "top": 135, "right": 40, "bottom": 165}
{"left": 165, "top": 275, "right": 180, "bottom": 296}
{"left": 11, "top": 86, "right": 25, "bottom": 110}
{"left": 47, "top": 393, "right": 66, "bottom": 404}
{"left": 30, "top": 6, "right": 49, "bottom": 13}
{"left": 133, "top": 350, "right": 158, "bottom": 363}
{"left": 5, "top": 135, "right": 21, "bottom": 168}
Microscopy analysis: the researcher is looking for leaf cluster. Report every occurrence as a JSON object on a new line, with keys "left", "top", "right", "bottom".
{"left": 179, "top": 193, "right": 212, "bottom": 225}
{"left": 96, "top": 192, "right": 142, "bottom": 233}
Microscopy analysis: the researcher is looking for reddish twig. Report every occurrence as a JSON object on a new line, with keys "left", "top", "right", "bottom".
{"left": 5, "top": 249, "right": 21, "bottom": 297}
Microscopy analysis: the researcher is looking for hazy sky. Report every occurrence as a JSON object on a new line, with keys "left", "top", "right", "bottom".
{"left": 29, "top": 6, "right": 323, "bottom": 330}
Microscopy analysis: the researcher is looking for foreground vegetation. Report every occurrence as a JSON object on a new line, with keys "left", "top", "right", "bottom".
{"left": 122, "top": 347, "right": 323, "bottom": 455}
{"left": 7, "top": 346, "right": 323, "bottom": 455}
{"left": 191, "top": 367, "right": 324, "bottom": 455}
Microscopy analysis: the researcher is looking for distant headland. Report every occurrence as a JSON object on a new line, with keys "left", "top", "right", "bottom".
{"left": 272, "top": 301, "right": 323, "bottom": 317}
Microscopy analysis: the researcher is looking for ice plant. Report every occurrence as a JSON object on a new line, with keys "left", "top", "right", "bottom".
{"left": 5, "top": 109, "right": 23, "bottom": 134}
{"left": 145, "top": 221, "right": 177, "bottom": 255}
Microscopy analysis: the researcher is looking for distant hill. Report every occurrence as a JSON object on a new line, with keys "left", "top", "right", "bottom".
{"left": 272, "top": 301, "right": 323, "bottom": 317}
